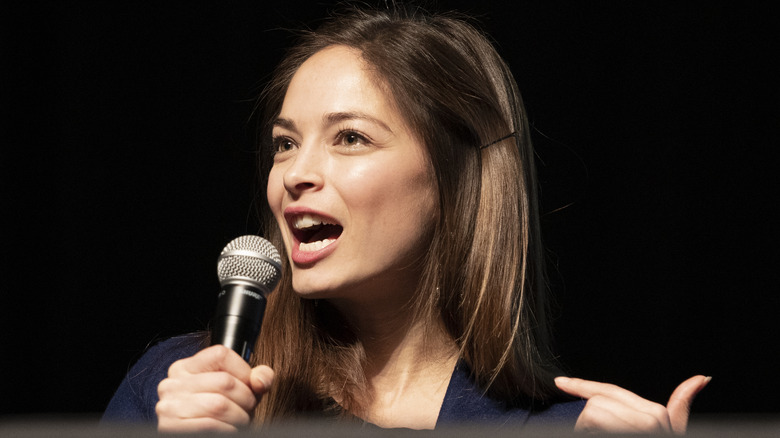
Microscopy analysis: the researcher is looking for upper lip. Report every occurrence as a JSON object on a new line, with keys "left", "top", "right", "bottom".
{"left": 283, "top": 206, "right": 340, "bottom": 227}
{"left": 283, "top": 206, "right": 342, "bottom": 241}
{"left": 291, "top": 212, "right": 338, "bottom": 229}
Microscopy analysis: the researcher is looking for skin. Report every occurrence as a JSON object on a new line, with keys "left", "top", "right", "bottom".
{"left": 159, "top": 45, "right": 454, "bottom": 430}
{"left": 555, "top": 375, "right": 711, "bottom": 434}
{"left": 267, "top": 45, "right": 455, "bottom": 428}
{"left": 267, "top": 45, "right": 438, "bottom": 310}
{"left": 156, "top": 344, "right": 274, "bottom": 432}
{"left": 156, "top": 45, "right": 708, "bottom": 432}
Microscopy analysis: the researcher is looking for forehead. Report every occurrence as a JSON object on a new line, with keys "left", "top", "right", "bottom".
{"left": 280, "top": 45, "right": 402, "bottom": 126}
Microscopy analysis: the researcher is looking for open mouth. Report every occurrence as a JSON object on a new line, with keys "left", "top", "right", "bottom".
{"left": 290, "top": 213, "right": 343, "bottom": 252}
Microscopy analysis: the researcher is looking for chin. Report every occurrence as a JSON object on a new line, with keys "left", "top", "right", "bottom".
{"left": 290, "top": 277, "right": 338, "bottom": 299}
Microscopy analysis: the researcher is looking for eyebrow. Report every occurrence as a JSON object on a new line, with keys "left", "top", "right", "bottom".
{"left": 272, "top": 111, "right": 394, "bottom": 135}
{"left": 272, "top": 117, "right": 297, "bottom": 132}
{"left": 324, "top": 112, "right": 394, "bottom": 134}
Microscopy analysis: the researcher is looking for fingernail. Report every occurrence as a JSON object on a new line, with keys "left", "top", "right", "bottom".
{"left": 256, "top": 374, "right": 271, "bottom": 389}
{"left": 554, "top": 376, "right": 570, "bottom": 384}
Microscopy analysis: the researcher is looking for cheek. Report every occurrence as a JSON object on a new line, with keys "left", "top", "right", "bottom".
{"left": 266, "top": 166, "right": 284, "bottom": 214}
{"left": 266, "top": 167, "right": 295, "bottom": 257}
{"left": 344, "top": 161, "right": 437, "bottom": 236}
{"left": 266, "top": 166, "right": 289, "bottom": 235}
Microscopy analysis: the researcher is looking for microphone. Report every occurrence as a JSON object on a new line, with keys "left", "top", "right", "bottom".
{"left": 211, "top": 235, "right": 282, "bottom": 362}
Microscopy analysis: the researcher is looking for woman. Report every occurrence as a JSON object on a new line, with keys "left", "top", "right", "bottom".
{"left": 105, "top": 5, "right": 709, "bottom": 433}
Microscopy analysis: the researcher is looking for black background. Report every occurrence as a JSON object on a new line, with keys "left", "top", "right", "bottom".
{"left": 2, "top": 1, "right": 776, "bottom": 420}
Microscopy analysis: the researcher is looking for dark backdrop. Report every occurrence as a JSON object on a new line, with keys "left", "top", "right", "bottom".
{"left": 2, "top": 1, "right": 776, "bottom": 419}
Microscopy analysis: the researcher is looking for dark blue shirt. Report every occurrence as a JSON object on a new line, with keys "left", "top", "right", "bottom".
{"left": 103, "top": 335, "right": 584, "bottom": 428}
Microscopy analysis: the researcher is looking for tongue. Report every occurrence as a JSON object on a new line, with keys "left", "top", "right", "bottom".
{"left": 307, "top": 224, "right": 343, "bottom": 243}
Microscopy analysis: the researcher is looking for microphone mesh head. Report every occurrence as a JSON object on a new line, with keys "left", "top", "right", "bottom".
{"left": 217, "top": 235, "right": 282, "bottom": 291}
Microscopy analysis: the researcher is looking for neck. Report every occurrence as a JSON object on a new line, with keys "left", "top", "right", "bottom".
{"left": 362, "top": 317, "right": 458, "bottom": 392}
{"left": 328, "top": 286, "right": 456, "bottom": 368}
{"left": 328, "top": 292, "right": 459, "bottom": 429}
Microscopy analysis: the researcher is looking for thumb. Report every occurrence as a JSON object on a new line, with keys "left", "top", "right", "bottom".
{"left": 250, "top": 365, "right": 275, "bottom": 397}
{"left": 667, "top": 375, "right": 711, "bottom": 434}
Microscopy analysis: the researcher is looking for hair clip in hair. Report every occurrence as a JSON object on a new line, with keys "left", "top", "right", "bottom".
{"left": 480, "top": 131, "right": 518, "bottom": 149}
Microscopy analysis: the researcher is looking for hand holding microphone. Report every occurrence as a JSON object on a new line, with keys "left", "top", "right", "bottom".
{"left": 156, "top": 236, "right": 281, "bottom": 432}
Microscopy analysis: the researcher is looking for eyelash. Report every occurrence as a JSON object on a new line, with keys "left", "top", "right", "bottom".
{"left": 335, "top": 128, "right": 369, "bottom": 148}
{"left": 271, "top": 127, "right": 370, "bottom": 154}
{"left": 271, "top": 135, "right": 296, "bottom": 154}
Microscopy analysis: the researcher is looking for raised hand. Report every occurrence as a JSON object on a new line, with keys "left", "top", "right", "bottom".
{"left": 156, "top": 344, "right": 274, "bottom": 432}
{"left": 555, "top": 375, "right": 710, "bottom": 434}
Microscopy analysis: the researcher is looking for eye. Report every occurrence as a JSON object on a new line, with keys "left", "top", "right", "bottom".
{"left": 343, "top": 132, "right": 360, "bottom": 145}
{"left": 272, "top": 135, "right": 296, "bottom": 153}
{"left": 336, "top": 130, "right": 368, "bottom": 148}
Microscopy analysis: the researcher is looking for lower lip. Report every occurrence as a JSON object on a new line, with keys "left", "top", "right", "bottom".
{"left": 290, "top": 238, "right": 339, "bottom": 265}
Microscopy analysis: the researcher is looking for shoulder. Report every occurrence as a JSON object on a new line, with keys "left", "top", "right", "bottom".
{"left": 436, "top": 361, "right": 585, "bottom": 429}
{"left": 524, "top": 398, "right": 586, "bottom": 427}
{"left": 102, "top": 333, "right": 206, "bottom": 423}
{"left": 142, "top": 333, "right": 206, "bottom": 366}
{"left": 123, "top": 333, "right": 206, "bottom": 386}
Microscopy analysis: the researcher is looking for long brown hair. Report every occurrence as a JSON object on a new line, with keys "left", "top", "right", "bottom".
{"left": 252, "top": 4, "right": 560, "bottom": 423}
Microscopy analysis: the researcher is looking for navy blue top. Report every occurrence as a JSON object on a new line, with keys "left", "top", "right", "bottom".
{"left": 103, "top": 335, "right": 585, "bottom": 428}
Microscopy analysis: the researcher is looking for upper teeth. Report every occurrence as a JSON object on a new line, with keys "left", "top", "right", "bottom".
{"left": 294, "top": 213, "right": 335, "bottom": 230}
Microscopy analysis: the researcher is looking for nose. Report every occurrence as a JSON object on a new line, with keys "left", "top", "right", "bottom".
{"left": 282, "top": 144, "right": 325, "bottom": 195}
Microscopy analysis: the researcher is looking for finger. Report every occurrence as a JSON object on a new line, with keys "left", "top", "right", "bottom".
{"left": 555, "top": 376, "right": 624, "bottom": 400}
{"left": 556, "top": 376, "right": 657, "bottom": 408}
{"left": 158, "top": 417, "right": 239, "bottom": 433}
{"left": 158, "top": 371, "right": 257, "bottom": 412}
{"left": 250, "top": 365, "right": 275, "bottom": 396}
{"left": 169, "top": 345, "right": 252, "bottom": 385}
{"left": 575, "top": 395, "right": 670, "bottom": 434}
{"left": 556, "top": 376, "right": 672, "bottom": 428}
{"left": 667, "top": 375, "right": 711, "bottom": 434}
{"left": 156, "top": 392, "right": 251, "bottom": 428}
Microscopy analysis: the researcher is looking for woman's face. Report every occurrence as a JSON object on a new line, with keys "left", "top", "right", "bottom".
{"left": 267, "top": 45, "right": 437, "bottom": 302}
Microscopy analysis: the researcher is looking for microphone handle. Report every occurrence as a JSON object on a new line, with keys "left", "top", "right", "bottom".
{"left": 210, "top": 283, "right": 268, "bottom": 362}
